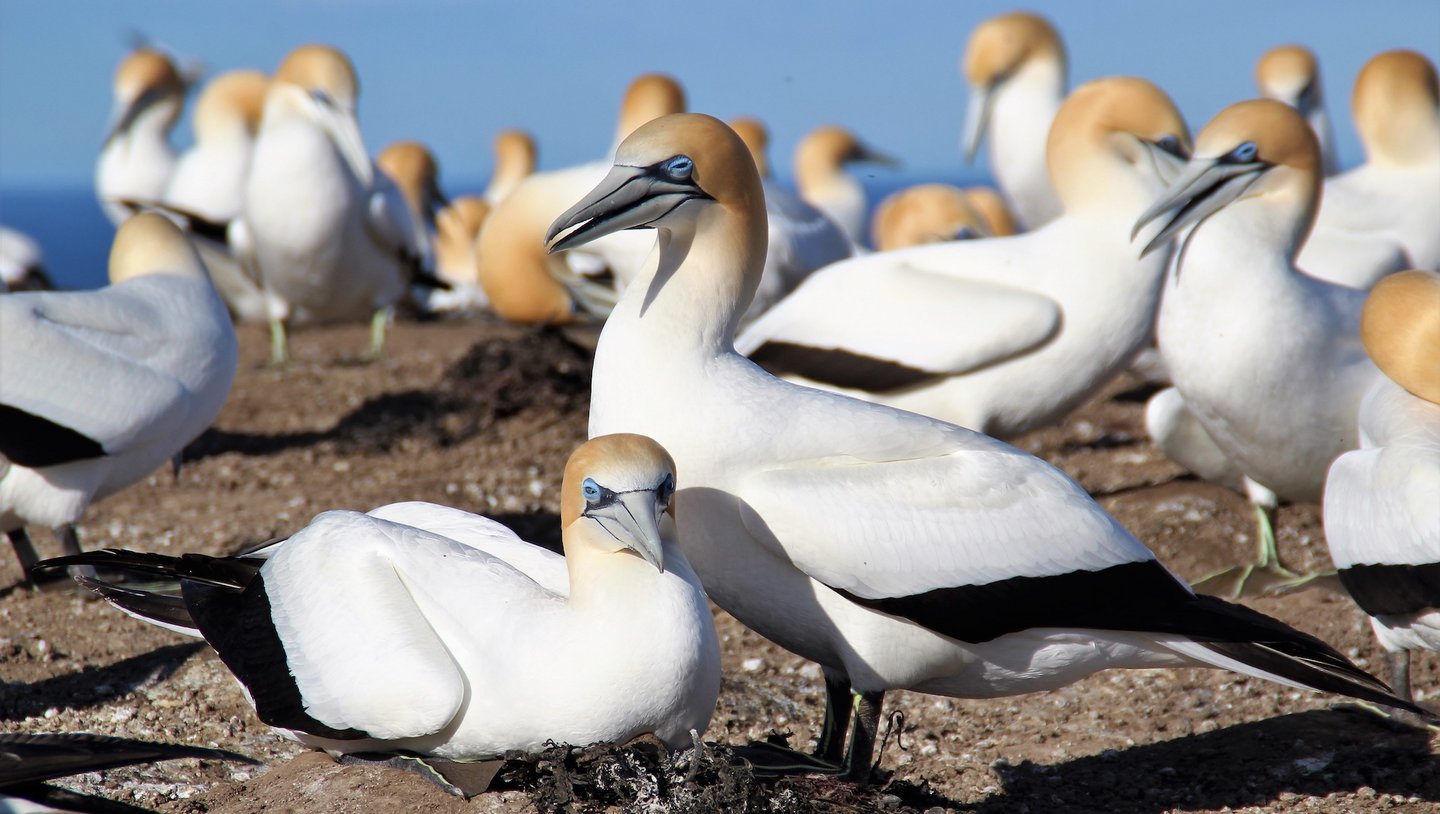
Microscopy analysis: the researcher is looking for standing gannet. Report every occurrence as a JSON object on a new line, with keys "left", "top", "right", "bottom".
{"left": 736, "top": 78, "right": 1191, "bottom": 439}
{"left": 483, "top": 129, "right": 537, "bottom": 205}
{"left": 793, "top": 125, "right": 896, "bottom": 248}
{"left": 545, "top": 113, "right": 1422, "bottom": 781}
{"left": 242, "top": 45, "right": 430, "bottom": 364}
{"left": 1312, "top": 50, "right": 1440, "bottom": 276}
{"left": 961, "top": 11, "right": 1066, "bottom": 230}
{"left": 95, "top": 47, "right": 189, "bottom": 226}
{"left": 41, "top": 434, "right": 721, "bottom": 794}
{"left": 0, "top": 227, "right": 52, "bottom": 292}
{"left": 1256, "top": 45, "right": 1339, "bottom": 175}
{"left": 1133, "top": 99, "right": 1381, "bottom": 597}
{"left": 1324, "top": 269, "right": 1440, "bottom": 707}
{"left": 0, "top": 214, "right": 237, "bottom": 581}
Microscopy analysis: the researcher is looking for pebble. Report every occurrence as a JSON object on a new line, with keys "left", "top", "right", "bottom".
{"left": 741, "top": 658, "right": 763, "bottom": 672}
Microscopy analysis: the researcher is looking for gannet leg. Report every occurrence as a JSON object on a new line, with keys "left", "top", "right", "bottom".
{"left": 364, "top": 307, "right": 392, "bottom": 361}
{"left": 1389, "top": 651, "right": 1413, "bottom": 705}
{"left": 1194, "top": 485, "right": 1305, "bottom": 599}
{"left": 842, "top": 690, "right": 885, "bottom": 784}
{"left": 8, "top": 528, "right": 41, "bottom": 579}
{"left": 815, "top": 670, "right": 854, "bottom": 764}
{"left": 268, "top": 316, "right": 290, "bottom": 367}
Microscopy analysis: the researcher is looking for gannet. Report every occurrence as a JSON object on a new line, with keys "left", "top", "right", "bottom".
{"left": 961, "top": 11, "right": 1066, "bottom": 229}
{"left": 42, "top": 434, "right": 721, "bottom": 790}
{"left": 242, "top": 45, "right": 431, "bottom": 364}
{"left": 1133, "top": 99, "right": 1381, "bottom": 596}
{"left": 963, "top": 186, "right": 1018, "bottom": 237}
{"left": 1256, "top": 45, "right": 1339, "bottom": 175}
{"left": 546, "top": 112, "right": 1421, "bottom": 780}
{"left": 0, "top": 227, "right": 52, "bottom": 292}
{"left": 423, "top": 195, "right": 492, "bottom": 312}
{"left": 95, "top": 47, "right": 189, "bottom": 226}
{"left": 870, "top": 184, "right": 993, "bottom": 251}
{"left": 483, "top": 129, "right": 537, "bottom": 205}
{"left": 1311, "top": 50, "right": 1440, "bottom": 276}
{"left": 793, "top": 125, "right": 896, "bottom": 248}
{"left": 377, "top": 140, "right": 448, "bottom": 231}
{"left": 736, "top": 78, "right": 1191, "bottom": 439}
{"left": 0, "top": 214, "right": 237, "bottom": 581}
{"left": 1324, "top": 269, "right": 1440, "bottom": 706}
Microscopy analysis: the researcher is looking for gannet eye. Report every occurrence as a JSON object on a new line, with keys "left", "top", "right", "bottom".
{"left": 657, "top": 473, "right": 675, "bottom": 504}
{"left": 582, "top": 478, "right": 601, "bottom": 501}
{"left": 310, "top": 88, "right": 334, "bottom": 107}
{"left": 1154, "top": 134, "right": 1185, "bottom": 158}
{"left": 1223, "top": 141, "right": 1259, "bottom": 164}
{"left": 664, "top": 155, "right": 694, "bottom": 181}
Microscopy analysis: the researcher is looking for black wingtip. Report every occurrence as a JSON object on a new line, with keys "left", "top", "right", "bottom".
{"left": 0, "top": 732, "right": 257, "bottom": 787}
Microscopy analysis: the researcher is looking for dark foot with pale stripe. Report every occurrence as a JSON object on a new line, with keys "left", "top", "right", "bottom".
{"left": 729, "top": 737, "right": 844, "bottom": 777}
{"left": 338, "top": 751, "right": 505, "bottom": 798}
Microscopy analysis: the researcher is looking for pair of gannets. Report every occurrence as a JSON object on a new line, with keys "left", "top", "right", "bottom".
{"left": 95, "top": 47, "right": 189, "bottom": 226}
{"left": 45, "top": 435, "right": 720, "bottom": 793}
{"left": 870, "top": 184, "right": 1016, "bottom": 251}
{"left": 1324, "top": 270, "right": 1440, "bottom": 706}
{"left": 736, "top": 77, "right": 1189, "bottom": 439}
{"left": 545, "top": 112, "right": 1423, "bottom": 780}
{"left": 0, "top": 214, "right": 237, "bottom": 580}
{"left": 792, "top": 125, "right": 896, "bottom": 248}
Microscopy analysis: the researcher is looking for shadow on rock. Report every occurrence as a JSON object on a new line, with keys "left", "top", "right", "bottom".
{"left": 0, "top": 642, "right": 205, "bottom": 721}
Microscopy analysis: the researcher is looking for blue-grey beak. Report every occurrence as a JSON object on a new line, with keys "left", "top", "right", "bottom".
{"left": 1132, "top": 156, "right": 1268, "bottom": 258}
{"left": 545, "top": 163, "right": 710, "bottom": 253}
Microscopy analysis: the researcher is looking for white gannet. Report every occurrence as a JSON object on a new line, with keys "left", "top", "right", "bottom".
{"left": 1324, "top": 269, "right": 1440, "bottom": 706}
{"left": 0, "top": 214, "right": 237, "bottom": 581}
{"left": 483, "top": 129, "right": 537, "bottom": 205}
{"left": 377, "top": 140, "right": 448, "bottom": 234}
{"left": 870, "top": 183, "right": 989, "bottom": 251}
{"left": 1311, "top": 50, "right": 1440, "bottom": 276}
{"left": 95, "top": 47, "right": 189, "bottom": 226}
{"left": 242, "top": 45, "right": 431, "bottom": 364}
{"left": 1133, "top": 99, "right": 1382, "bottom": 597}
{"left": 545, "top": 112, "right": 1421, "bottom": 780}
{"left": 424, "top": 195, "right": 492, "bottom": 312}
{"left": 43, "top": 434, "right": 721, "bottom": 794}
{"left": 0, "top": 227, "right": 52, "bottom": 292}
{"left": 961, "top": 11, "right": 1066, "bottom": 230}
{"left": 1256, "top": 44, "right": 1339, "bottom": 175}
{"left": 792, "top": 125, "right": 896, "bottom": 248}
{"left": 736, "top": 78, "right": 1191, "bottom": 439}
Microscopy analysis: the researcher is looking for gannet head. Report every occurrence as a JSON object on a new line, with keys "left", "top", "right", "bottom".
{"left": 104, "top": 48, "right": 187, "bottom": 146}
{"left": 1256, "top": 45, "right": 1322, "bottom": 118}
{"left": 437, "top": 196, "right": 491, "bottom": 245}
{"left": 1044, "top": 76, "right": 1191, "bottom": 211}
{"left": 268, "top": 44, "right": 371, "bottom": 185}
{"left": 108, "top": 212, "right": 209, "bottom": 285}
{"left": 872, "top": 184, "right": 987, "bottom": 250}
{"left": 1361, "top": 270, "right": 1440, "bottom": 404}
{"left": 1133, "top": 99, "right": 1318, "bottom": 259}
{"left": 193, "top": 69, "right": 269, "bottom": 143}
{"left": 494, "top": 129, "right": 537, "bottom": 176}
{"left": 614, "top": 73, "right": 688, "bottom": 146}
{"left": 965, "top": 186, "right": 1018, "bottom": 236}
{"left": 960, "top": 11, "right": 1065, "bottom": 162}
{"left": 794, "top": 125, "right": 898, "bottom": 192}
{"left": 562, "top": 434, "right": 678, "bottom": 572}
{"left": 378, "top": 140, "right": 447, "bottom": 220}
{"left": 1352, "top": 50, "right": 1440, "bottom": 167}
{"left": 728, "top": 117, "right": 771, "bottom": 178}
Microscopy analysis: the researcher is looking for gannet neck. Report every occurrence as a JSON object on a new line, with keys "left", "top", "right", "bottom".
{"left": 475, "top": 175, "right": 575, "bottom": 324}
{"left": 1353, "top": 50, "right": 1440, "bottom": 167}
{"left": 484, "top": 130, "right": 537, "bottom": 203}
{"left": 193, "top": 70, "right": 268, "bottom": 144}
{"left": 728, "top": 117, "right": 771, "bottom": 178}
{"left": 377, "top": 140, "right": 442, "bottom": 217}
{"left": 108, "top": 212, "right": 209, "bottom": 284}
{"left": 611, "top": 74, "right": 687, "bottom": 152}
{"left": 1361, "top": 269, "right": 1440, "bottom": 404}
{"left": 435, "top": 196, "right": 489, "bottom": 285}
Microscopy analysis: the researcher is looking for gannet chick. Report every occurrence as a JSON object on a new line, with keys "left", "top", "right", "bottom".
{"left": 1133, "top": 99, "right": 1381, "bottom": 596}
{"left": 546, "top": 112, "right": 1423, "bottom": 781}
{"left": 793, "top": 124, "right": 896, "bottom": 247}
{"left": 95, "top": 47, "right": 189, "bottom": 226}
{"left": 242, "top": 44, "right": 432, "bottom": 364}
{"left": 483, "top": 129, "right": 537, "bottom": 204}
{"left": 1311, "top": 50, "right": 1440, "bottom": 276}
{"left": 870, "top": 183, "right": 992, "bottom": 250}
{"left": 961, "top": 11, "right": 1066, "bottom": 229}
{"left": 1324, "top": 269, "right": 1440, "bottom": 707}
{"left": 1256, "top": 44, "right": 1339, "bottom": 175}
{"left": 42, "top": 434, "right": 720, "bottom": 794}
{"left": 737, "top": 77, "right": 1192, "bottom": 439}
{"left": 0, "top": 214, "right": 237, "bottom": 581}
{"left": 0, "top": 227, "right": 52, "bottom": 292}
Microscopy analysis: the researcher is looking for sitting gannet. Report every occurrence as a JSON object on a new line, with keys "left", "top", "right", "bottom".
{"left": 41, "top": 434, "right": 720, "bottom": 794}
{"left": 95, "top": 47, "right": 189, "bottom": 226}
{"left": 1324, "top": 269, "right": 1440, "bottom": 707}
{"left": 961, "top": 11, "right": 1066, "bottom": 230}
{"left": 0, "top": 214, "right": 237, "bottom": 581}
{"left": 736, "top": 78, "right": 1190, "bottom": 439}
{"left": 242, "top": 45, "right": 433, "bottom": 364}
{"left": 0, "top": 227, "right": 52, "bottom": 292}
{"left": 425, "top": 196, "right": 492, "bottom": 311}
{"left": 1133, "top": 99, "right": 1381, "bottom": 597}
{"left": 870, "top": 184, "right": 1018, "bottom": 250}
{"left": 482, "top": 129, "right": 537, "bottom": 205}
{"left": 1256, "top": 44, "right": 1339, "bottom": 175}
{"left": 545, "top": 112, "right": 1421, "bottom": 780}
{"left": 792, "top": 124, "right": 896, "bottom": 248}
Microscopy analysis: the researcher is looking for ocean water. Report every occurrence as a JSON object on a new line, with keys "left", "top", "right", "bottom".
{"left": 0, "top": 170, "right": 989, "bottom": 292}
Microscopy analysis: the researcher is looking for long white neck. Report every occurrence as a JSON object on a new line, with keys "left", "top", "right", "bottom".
{"left": 988, "top": 58, "right": 1065, "bottom": 226}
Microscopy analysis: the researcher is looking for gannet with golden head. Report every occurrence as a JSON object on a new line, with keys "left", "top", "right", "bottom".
{"left": 483, "top": 129, "right": 537, "bottom": 205}
{"left": 0, "top": 214, "right": 237, "bottom": 582}
{"left": 96, "top": 47, "right": 189, "bottom": 225}
{"left": 1324, "top": 269, "right": 1440, "bottom": 707}
{"left": 793, "top": 124, "right": 896, "bottom": 247}
{"left": 1256, "top": 44, "right": 1339, "bottom": 175}
{"left": 737, "top": 78, "right": 1191, "bottom": 439}
{"left": 1133, "top": 99, "right": 1382, "bottom": 596}
{"left": 545, "top": 112, "right": 1422, "bottom": 781}
{"left": 422, "top": 196, "right": 492, "bottom": 312}
{"left": 242, "top": 44, "right": 431, "bottom": 364}
{"left": 961, "top": 11, "right": 1066, "bottom": 229}
{"left": 42, "top": 434, "right": 720, "bottom": 795}
{"left": 870, "top": 184, "right": 991, "bottom": 251}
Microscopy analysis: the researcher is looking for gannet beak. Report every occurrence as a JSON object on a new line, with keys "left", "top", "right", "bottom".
{"left": 1139, "top": 138, "right": 1191, "bottom": 186}
{"left": 586, "top": 489, "right": 667, "bottom": 572}
{"left": 313, "top": 94, "right": 373, "bottom": 187}
{"left": 545, "top": 162, "right": 710, "bottom": 253}
{"left": 855, "top": 145, "right": 901, "bottom": 169}
{"left": 103, "top": 86, "right": 168, "bottom": 147}
{"left": 961, "top": 83, "right": 995, "bottom": 164}
{"left": 1131, "top": 156, "right": 1268, "bottom": 257}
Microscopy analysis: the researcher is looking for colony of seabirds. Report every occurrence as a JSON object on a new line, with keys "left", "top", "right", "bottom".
{"left": 0, "top": 9, "right": 1437, "bottom": 811}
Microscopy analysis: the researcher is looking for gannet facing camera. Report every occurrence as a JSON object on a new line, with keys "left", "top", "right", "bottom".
{"left": 0, "top": 214, "right": 238, "bottom": 582}
{"left": 1255, "top": 44, "right": 1339, "bottom": 175}
{"left": 96, "top": 47, "right": 189, "bottom": 226}
{"left": 546, "top": 112, "right": 1425, "bottom": 782}
{"left": 41, "top": 434, "right": 719, "bottom": 797}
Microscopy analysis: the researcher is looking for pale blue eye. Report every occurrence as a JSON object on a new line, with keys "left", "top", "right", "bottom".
{"left": 665, "top": 155, "right": 694, "bottom": 180}
{"left": 582, "top": 478, "right": 600, "bottom": 500}
{"left": 1232, "top": 142, "right": 1258, "bottom": 162}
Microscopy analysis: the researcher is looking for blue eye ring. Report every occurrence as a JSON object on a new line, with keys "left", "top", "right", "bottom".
{"left": 1231, "top": 141, "right": 1258, "bottom": 163}
{"left": 1154, "top": 134, "right": 1184, "bottom": 158}
{"left": 582, "top": 478, "right": 600, "bottom": 500}
{"left": 664, "top": 155, "right": 694, "bottom": 180}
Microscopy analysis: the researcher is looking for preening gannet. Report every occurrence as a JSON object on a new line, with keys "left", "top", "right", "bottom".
{"left": 546, "top": 112, "right": 1421, "bottom": 781}
{"left": 737, "top": 78, "right": 1191, "bottom": 439}
{"left": 483, "top": 129, "right": 537, "bottom": 205}
{"left": 42, "top": 435, "right": 720, "bottom": 793}
{"left": 961, "top": 11, "right": 1066, "bottom": 229}
{"left": 1324, "top": 269, "right": 1440, "bottom": 705}
{"left": 1133, "top": 99, "right": 1381, "bottom": 596}
{"left": 0, "top": 214, "right": 237, "bottom": 581}
{"left": 793, "top": 125, "right": 896, "bottom": 248}
{"left": 0, "top": 227, "right": 52, "bottom": 292}
{"left": 1256, "top": 44, "right": 1339, "bottom": 175}
{"left": 95, "top": 47, "right": 189, "bottom": 226}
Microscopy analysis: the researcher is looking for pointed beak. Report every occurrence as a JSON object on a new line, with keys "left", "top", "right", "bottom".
{"left": 1131, "top": 157, "right": 1268, "bottom": 258}
{"left": 589, "top": 490, "right": 667, "bottom": 572}
{"left": 854, "top": 144, "right": 901, "bottom": 169}
{"left": 961, "top": 82, "right": 995, "bottom": 164}
{"left": 317, "top": 102, "right": 374, "bottom": 187}
{"left": 545, "top": 164, "right": 707, "bottom": 253}
{"left": 103, "top": 85, "right": 169, "bottom": 147}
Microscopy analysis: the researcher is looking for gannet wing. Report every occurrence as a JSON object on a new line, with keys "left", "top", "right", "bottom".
{"left": 367, "top": 501, "right": 569, "bottom": 593}
{"left": 366, "top": 171, "right": 430, "bottom": 270}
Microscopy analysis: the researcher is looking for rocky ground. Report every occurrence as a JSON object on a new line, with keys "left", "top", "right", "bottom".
{"left": 3, "top": 319, "right": 1436, "bottom": 813}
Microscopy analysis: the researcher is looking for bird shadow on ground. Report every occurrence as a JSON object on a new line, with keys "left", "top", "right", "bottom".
{"left": 967, "top": 707, "right": 1438, "bottom": 814}
{"left": 0, "top": 642, "right": 204, "bottom": 722}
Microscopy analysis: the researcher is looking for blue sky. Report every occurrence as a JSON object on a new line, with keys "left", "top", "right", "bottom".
{"left": 1, "top": 0, "right": 1437, "bottom": 189}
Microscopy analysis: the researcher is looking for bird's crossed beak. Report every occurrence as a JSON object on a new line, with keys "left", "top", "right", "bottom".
{"left": 1131, "top": 155, "right": 1269, "bottom": 258}
{"left": 545, "top": 163, "right": 709, "bottom": 253}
